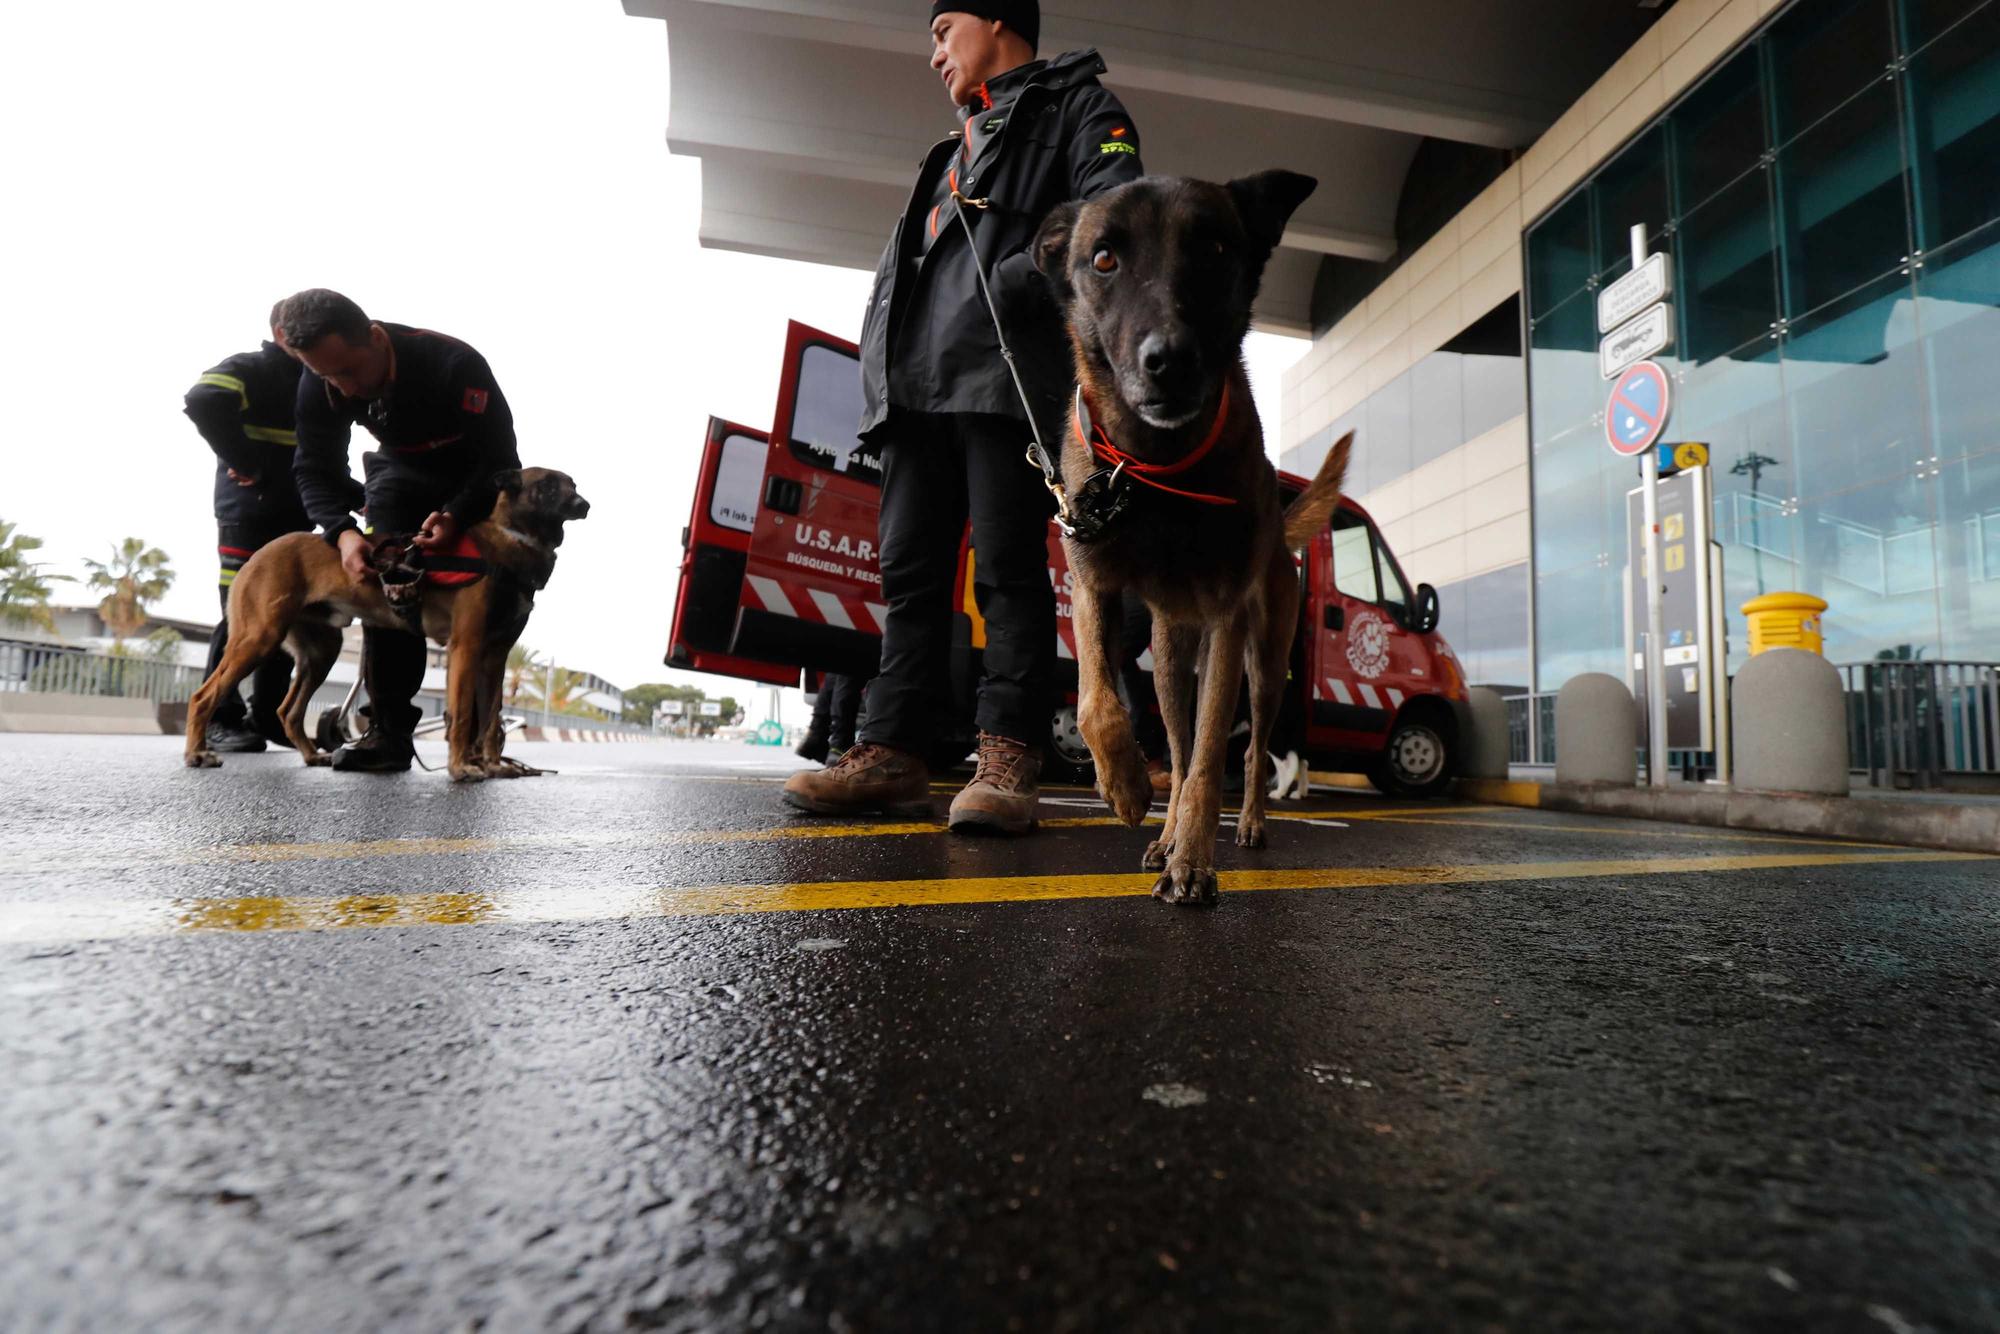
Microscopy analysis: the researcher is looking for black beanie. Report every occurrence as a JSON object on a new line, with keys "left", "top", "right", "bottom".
{"left": 929, "top": 2, "right": 1039, "bottom": 53}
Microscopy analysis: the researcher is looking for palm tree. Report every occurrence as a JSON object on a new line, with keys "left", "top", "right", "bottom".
{"left": 0, "top": 519, "right": 68, "bottom": 632}
{"left": 505, "top": 642, "right": 546, "bottom": 706}
{"left": 537, "top": 667, "right": 587, "bottom": 716}
{"left": 82, "top": 538, "right": 175, "bottom": 641}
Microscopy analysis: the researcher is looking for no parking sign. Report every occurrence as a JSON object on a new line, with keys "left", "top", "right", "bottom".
{"left": 1605, "top": 360, "right": 1671, "bottom": 457}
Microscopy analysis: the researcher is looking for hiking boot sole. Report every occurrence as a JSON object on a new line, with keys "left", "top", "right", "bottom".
{"left": 946, "top": 808, "right": 1039, "bottom": 837}
{"left": 781, "top": 789, "right": 934, "bottom": 820}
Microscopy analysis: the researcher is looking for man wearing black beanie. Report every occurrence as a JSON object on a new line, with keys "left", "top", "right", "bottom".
{"left": 784, "top": 5, "right": 1145, "bottom": 833}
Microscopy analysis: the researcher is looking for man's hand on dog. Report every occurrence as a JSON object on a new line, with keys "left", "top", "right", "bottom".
{"left": 412, "top": 511, "right": 458, "bottom": 554}
{"left": 336, "top": 529, "right": 374, "bottom": 585}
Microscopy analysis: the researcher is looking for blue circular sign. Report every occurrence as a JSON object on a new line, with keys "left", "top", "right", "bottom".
{"left": 1605, "top": 361, "right": 1672, "bottom": 457}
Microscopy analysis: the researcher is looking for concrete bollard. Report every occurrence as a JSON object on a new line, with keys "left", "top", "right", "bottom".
{"left": 1461, "top": 687, "right": 1511, "bottom": 780}
{"left": 1732, "top": 648, "right": 1850, "bottom": 796}
{"left": 1555, "top": 673, "right": 1638, "bottom": 786}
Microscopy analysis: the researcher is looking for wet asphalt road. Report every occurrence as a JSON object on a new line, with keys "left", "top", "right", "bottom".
{"left": 1, "top": 733, "right": 1996, "bottom": 1333}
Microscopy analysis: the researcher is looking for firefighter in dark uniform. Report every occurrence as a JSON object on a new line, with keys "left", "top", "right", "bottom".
{"left": 181, "top": 318, "right": 330, "bottom": 751}
{"left": 782, "top": 1, "right": 1144, "bottom": 834}
{"left": 279, "top": 288, "right": 522, "bottom": 774}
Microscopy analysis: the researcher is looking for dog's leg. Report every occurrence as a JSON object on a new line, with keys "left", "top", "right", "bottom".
{"left": 1154, "top": 614, "right": 1247, "bottom": 908}
{"left": 444, "top": 596, "right": 487, "bottom": 784}
{"left": 184, "top": 595, "right": 289, "bottom": 769}
{"left": 1071, "top": 577, "right": 1151, "bottom": 827}
{"left": 1144, "top": 617, "right": 1200, "bottom": 872}
{"left": 477, "top": 639, "right": 542, "bottom": 777}
{"left": 279, "top": 624, "right": 344, "bottom": 766}
{"left": 1237, "top": 557, "right": 1300, "bottom": 848}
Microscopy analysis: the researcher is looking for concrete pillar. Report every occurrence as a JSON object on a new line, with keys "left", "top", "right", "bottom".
{"left": 1461, "top": 687, "right": 1511, "bottom": 780}
{"left": 1732, "top": 648, "right": 1850, "bottom": 796}
{"left": 1555, "top": 673, "right": 1637, "bottom": 786}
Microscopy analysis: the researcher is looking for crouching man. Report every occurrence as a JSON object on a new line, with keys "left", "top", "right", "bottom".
{"left": 279, "top": 288, "right": 522, "bottom": 773}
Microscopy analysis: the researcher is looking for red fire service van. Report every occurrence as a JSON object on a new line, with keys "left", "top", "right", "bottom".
{"left": 669, "top": 321, "right": 1473, "bottom": 797}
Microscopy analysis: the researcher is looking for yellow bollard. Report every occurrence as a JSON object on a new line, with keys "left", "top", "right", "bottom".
{"left": 1741, "top": 592, "right": 1828, "bottom": 656}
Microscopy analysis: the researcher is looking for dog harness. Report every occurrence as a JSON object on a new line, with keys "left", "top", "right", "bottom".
{"left": 367, "top": 533, "right": 487, "bottom": 637}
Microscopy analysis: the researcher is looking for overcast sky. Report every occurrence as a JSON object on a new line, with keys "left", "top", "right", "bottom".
{"left": 0, "top": 0, "right": 1303, "bottom": 721}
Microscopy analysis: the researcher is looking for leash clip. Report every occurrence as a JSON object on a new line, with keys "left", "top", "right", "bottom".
{"left": 1058, "top": 464, "right": 1133, "bottom": 545}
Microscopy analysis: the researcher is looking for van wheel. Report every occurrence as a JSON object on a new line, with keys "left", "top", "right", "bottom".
{"left": 1369, "top": 716, "right": 1452, "bottom": 799}
{"left": 1045, "top": 703, "right": 1094, "bottom": 782}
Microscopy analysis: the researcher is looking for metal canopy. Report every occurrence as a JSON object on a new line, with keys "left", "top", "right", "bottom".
{"left": 623, "top": 0, "right": 1656, "bottom": 334}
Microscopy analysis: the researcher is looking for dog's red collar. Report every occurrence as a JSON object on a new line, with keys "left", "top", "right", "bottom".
{"left": 1072, "top": 383, "right": 1238, "bottom": 507}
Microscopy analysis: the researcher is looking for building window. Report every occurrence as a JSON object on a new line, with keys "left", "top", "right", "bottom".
{"left": 1523, "top": 0, "right": 2000, "bottom": 690}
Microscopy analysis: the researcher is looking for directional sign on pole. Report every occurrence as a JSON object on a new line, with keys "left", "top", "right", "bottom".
{"left": 1598, "top": 252, "right": 1673, "bottom": 332}
{"left": 1605, "top": 360, "right": 1672, "bottom": 458}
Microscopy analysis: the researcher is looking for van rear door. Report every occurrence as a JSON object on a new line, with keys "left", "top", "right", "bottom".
{"left": 666, "top": 416, "right": 798, "bottom": 686}
{"left": 731, "top": 321, "right": 886, "bottom": 678}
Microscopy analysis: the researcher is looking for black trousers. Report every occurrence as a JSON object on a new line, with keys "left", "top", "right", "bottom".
{"left": 861, "top": 412, "right": 1055, "bottom": 753}
{"left": 810, "top": 672, "right": 865, "bottom": 751}
{"left": 204, "top": 523, "right": 301, "bottom": 732}
{"left": 358, "top": 493, "right": 436, "bottom": 739}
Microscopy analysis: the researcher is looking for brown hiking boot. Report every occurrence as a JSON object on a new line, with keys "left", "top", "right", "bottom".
{"left": 782, "top": 742, "right": 932, "bottom": 819}
{"left": 947, "top": 733, "right": 1042, "bottom": 836}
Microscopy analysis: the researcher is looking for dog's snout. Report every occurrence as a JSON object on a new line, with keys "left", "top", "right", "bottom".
{"left": 567, "top": 496, "right": 591, "bottom": 519}
{"left": 1139, "top": 330, "right": 1194, "bottom": 382}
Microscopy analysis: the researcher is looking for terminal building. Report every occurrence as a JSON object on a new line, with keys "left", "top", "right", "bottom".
{"left": 627, "top": 0, "right": 2000, "bottom": 702}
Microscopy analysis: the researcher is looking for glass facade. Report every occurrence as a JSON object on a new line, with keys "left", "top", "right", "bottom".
{"left": 1525, "top": 0, "right": 2000, "bottom": 690}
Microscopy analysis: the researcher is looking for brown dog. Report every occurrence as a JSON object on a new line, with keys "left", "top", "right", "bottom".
{"left": 184, "top": 467, "right": 589, "bottom": 782}
{"left": 1035, "top": 171, "right": 1353, "bottom": 907}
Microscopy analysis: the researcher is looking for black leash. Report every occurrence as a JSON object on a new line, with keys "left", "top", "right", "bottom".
{"left": 950, "top": 191, "right": 1130, "bottom": 543}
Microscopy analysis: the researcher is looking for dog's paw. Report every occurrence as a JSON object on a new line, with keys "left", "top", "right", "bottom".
{"left": 449, "top": 765, "right": 488, "bottom": 784}
{"left": 1097, "top": 751, "right": 1153, "bottom": 828}
{"left": 304, "top": 752, "right": 333, "bottom": 767}
{"left": 1235, "top": 817, "right": 1267, "bottom": 849}
{"left": 1141, "top": 839, "right": 1172, "bottom": 871}
{"left": 1151, "top": 862, "right": 1219, "bottom": 909}
{"left": 185, "top": 751, "right": 222, "bottom": 769}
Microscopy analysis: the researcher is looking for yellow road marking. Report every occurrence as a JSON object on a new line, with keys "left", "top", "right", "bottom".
{"left": 0, "top": 801, "right": 1874, "bottom": 875}
{"left": 6, "top": 806, "right": 1459, "bottom": 871}
{"left": 1354, "top": 813, "right": 1902, "bottom": 849}
{"left": 0, "top": 850, "right": 1982, "bottom": 944}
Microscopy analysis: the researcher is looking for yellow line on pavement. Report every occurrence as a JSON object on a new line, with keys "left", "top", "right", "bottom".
{"left": 156, "top": 806, "right": 1466, "bottom": 866}
{"left": 1354, "top": 814, "right": 1902, "bottom": 849}
{"left": 0, "top": 850, "right": 1981, "bottom": 944}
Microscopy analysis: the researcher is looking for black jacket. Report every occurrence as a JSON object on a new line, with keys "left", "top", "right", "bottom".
{"left": 858, "top": 49, "right": 1143, "bottom": 442}
{"left": 293, "top": 323, "right": 521, "bottom": 540}
{"left": 184, "top": 342, "right": 314, "bottom": 530}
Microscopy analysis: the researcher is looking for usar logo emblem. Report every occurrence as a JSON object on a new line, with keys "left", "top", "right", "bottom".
{"left": 1345, "top": 610, "right": 1391, "bottom": 679}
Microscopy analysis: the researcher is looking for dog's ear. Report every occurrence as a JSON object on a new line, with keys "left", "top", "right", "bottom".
{"left": 1034, "top": 200, "right": 1083, "bottom": 302}
{"left": 492, "top": 468, "right": 524, "bottom": 495}
{"left": 1226, "top": 170, "right": 1318, "bottom": 263}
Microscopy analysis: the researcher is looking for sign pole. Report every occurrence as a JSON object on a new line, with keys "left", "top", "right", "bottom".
{"left": 1633, "top": 224, "right": 1669, "bottom": 788}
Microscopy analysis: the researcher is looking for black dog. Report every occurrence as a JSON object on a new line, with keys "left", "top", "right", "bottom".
{"left": 1034, "top": 172, "right": 1353, "bottom": 906}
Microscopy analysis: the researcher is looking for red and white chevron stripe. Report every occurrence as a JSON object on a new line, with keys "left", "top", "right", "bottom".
{"left": 1314, "top": 676, "right": 1406, "bottom": 711}
{"left": 745, "top": 574, "right": 888, "bottom": 635}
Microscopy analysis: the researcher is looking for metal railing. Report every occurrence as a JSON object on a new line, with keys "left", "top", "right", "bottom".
{"left": 1840, "top": 660, "right": 2000, "bottom": 789}
{"left": 0, "top": 638, "right": 205, "bottom": 704}
{"left": 1502, "top": 692, "right": 1556, "bottom": 766}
